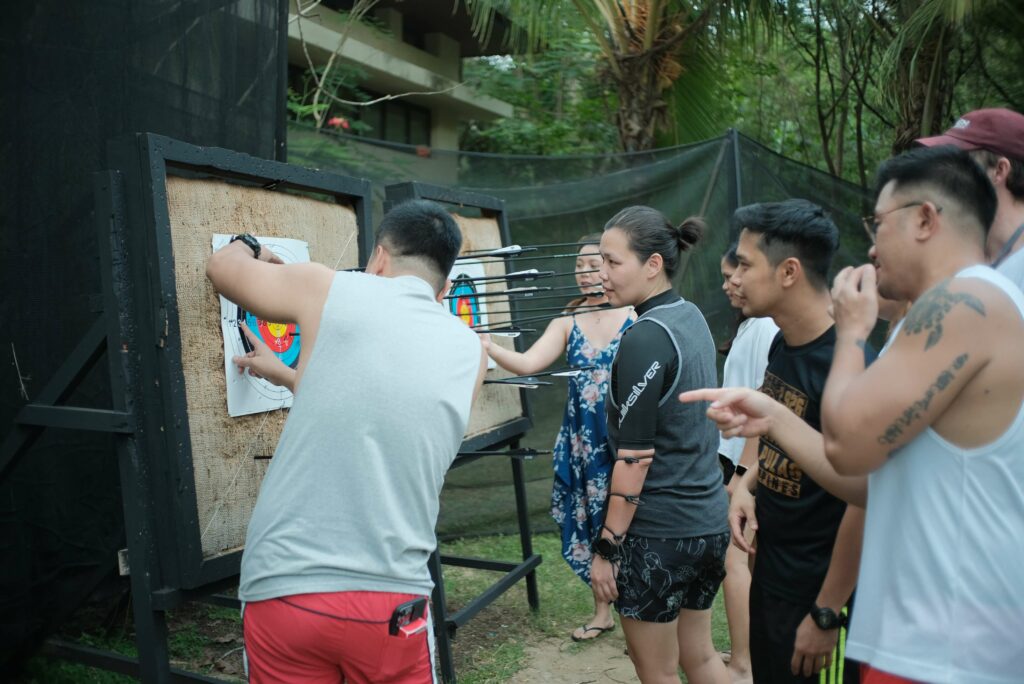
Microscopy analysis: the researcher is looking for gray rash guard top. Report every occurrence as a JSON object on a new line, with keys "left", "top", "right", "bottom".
{"left": 606, "top": 289, "right": 729, "bottom": 539}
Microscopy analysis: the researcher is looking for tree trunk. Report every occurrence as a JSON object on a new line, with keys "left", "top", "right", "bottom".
{"left": 612, "top": 57, "right": 663, "bottom": 152}
{"left": 891, "top": 4, "right": 952, "bottom": 153}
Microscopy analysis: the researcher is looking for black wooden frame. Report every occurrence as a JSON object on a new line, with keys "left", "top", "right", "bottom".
{"left": 4, "top": 133, "right": 374, "bottom": 682}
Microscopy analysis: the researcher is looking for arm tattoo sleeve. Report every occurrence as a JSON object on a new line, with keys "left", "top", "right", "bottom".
{"left": 902, "top": 280, "right": 986, "bottom": 350}
{"left": 877, "top": 353, "right": 969, "bottom": 445}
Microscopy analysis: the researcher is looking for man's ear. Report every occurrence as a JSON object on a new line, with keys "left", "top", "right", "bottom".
{"left": 992, "top": 156, "right": 1012, "bottom": 189}
{"left": 436, "top": 278, "right": 452, "bottom": 303}
{"left": 366, "top": 245, "right": 388, "bottom": 276}
{"left": 778, "top": 256, "right": 803, "bottom": 288}
{"left": 914, "top": 201, "right": 942, "bottom": 242}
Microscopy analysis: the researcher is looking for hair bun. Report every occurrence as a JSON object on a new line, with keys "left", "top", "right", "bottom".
{"left": 676, "top": 216, "right": 705, "bottom": 251}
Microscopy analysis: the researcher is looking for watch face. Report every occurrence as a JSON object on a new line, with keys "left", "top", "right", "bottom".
{"left": 813, "top": 608, "right": 838, "bottom": 629}
{"left": 592, "top": 538, "right": 620, "bottom": 560}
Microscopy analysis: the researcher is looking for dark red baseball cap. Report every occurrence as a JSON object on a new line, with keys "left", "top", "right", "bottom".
{"left": 916, "top": 108, "right": 1024, "bottom": 161}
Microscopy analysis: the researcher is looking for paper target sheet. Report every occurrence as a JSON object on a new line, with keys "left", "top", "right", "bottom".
{"left": 213, "top": 234, "right": 310, "bottom": 417}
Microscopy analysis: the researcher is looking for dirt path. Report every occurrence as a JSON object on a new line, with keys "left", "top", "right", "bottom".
{"left": 509, "top": 633, "right": 640, "bottom": 683}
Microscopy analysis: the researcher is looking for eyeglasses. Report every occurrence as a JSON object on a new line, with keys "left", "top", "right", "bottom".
{"left": 861, "top": 202, "right": 942, "bottom": 244}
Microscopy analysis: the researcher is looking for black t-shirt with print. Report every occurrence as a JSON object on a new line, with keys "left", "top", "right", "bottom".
{"left": 753, "top": 325, "right": 875, "bottom": 604}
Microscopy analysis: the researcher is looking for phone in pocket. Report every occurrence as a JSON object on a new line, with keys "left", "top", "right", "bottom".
{"left": 388, "top": 597, "right": 428, "bottom": 638}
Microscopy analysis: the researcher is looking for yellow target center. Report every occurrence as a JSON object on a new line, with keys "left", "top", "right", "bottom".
{"left": 457, "top": 299, "right": 474, "bottom": 324}
{"left": 266, "top": 322, "right": 289, "bottom": 338}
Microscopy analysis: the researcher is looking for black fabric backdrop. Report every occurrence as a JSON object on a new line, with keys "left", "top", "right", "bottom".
{"left": 0, "top": 0, "right": 285, "bottom": 671}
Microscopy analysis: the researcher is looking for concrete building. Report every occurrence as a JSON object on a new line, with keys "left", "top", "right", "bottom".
{"left": 287, "top": 0, "right": 515, "bottom": 150}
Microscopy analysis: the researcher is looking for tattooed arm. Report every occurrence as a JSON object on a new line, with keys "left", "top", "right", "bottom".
{"left": 822, "top": 267, "right": 990, "bottom": 475}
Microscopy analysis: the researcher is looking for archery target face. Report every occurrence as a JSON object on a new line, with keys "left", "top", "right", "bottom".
{"left": 213, "top": 234, "right": 311, "bottom": 417}
{"left": 448, "top": 277, "right": 482, "bottom": 327}
{"left": 447, "top": 259, "right": 494, "bottom": 368}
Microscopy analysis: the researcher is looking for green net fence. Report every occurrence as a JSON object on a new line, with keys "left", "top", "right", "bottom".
{"left": 287, "top": 122, "right": 874, "bottom": 540}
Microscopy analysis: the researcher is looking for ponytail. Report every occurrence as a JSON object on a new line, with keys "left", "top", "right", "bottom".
{"left": 676, "top": 217, "right": 704, "bottom": 252}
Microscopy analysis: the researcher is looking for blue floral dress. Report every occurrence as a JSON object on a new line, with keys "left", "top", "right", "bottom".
{"left": 550, "top": 316, "right": 631, "bottom": 584}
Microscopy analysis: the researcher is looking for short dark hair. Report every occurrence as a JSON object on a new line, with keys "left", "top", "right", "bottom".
{"left": 603, "top": 206, "right": 704, "bottom": 279}
{"left": 970, "top": 149, "right": 1024, "bottom": 201}
{"left": 875, "top": 146, "right": 997, "bottom": 237}
{"left": 732, "top": 199, "right": 839, "bottom": 290}
{"left": 376, "top": 200, "right": 462, "bottom": 281}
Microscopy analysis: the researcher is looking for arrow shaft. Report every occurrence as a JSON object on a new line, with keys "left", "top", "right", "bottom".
{"left": 483, "top": 304, "right": 610, "bottom": 316}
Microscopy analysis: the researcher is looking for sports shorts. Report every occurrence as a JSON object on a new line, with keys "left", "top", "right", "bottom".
{"left": 243, "top": 590, "right": 435, "bottom": 684}
{"left": 614, "top": 531, "right": 729, "bottom": 622}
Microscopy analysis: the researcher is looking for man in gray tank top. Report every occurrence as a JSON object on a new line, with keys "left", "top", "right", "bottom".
{"left": 206, "top": 200, "right": 487, "bottom": 684}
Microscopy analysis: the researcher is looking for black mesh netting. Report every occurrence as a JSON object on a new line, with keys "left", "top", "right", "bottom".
{"left": 0, "top": 0, "right": 284, "bottom": 671}
{"left": 286, "top": 123, "right": 874, "bottom": 542}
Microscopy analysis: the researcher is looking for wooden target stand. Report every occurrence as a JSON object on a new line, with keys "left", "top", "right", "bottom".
{"left": 385, "top": 182, "right": 541, "bottom": 684}
{"left": 0, "top": 133, "right": 374, "bottom": 682}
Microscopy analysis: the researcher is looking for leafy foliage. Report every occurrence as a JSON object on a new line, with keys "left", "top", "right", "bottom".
{"left": 461, "top": 0, "right": 780, "bottom": 151}
{"left": 460, "top": 32, "right": 620, "bottom": 154}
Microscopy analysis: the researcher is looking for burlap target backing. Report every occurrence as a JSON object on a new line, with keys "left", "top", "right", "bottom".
{"left": 165, "top": 176, "right": 359, "bottom": 559}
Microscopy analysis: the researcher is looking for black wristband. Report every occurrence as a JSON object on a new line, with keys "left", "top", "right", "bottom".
{"left": 231, "top": 233, "right": 261, "bottom": 259}
{"left": 591, "top": 537, "right": 623, "bottom": 562}
{"left": 609, "top": 492, "right": 643, "bottom": 506}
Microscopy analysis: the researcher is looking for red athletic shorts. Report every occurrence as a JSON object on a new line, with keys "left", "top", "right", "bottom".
{"left": 860, "top": 664, "right": 921, "bottom": 684}
{"left": 243, "top": 591, "right": 435, "bottom": 684}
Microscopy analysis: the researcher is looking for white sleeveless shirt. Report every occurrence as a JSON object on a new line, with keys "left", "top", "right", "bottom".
{"left": 239, "top": 272, "right": 481, "bottom": 601}
{"left": 847, "top": 265, "right": 1024, "bottom": 683}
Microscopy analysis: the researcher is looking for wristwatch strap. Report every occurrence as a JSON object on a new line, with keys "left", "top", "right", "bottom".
{"left": 231, "top": 233, "right": 261, "bottom": 259}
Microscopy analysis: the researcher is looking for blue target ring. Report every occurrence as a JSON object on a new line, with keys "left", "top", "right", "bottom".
{"left": 239, "top": 307, "right": 301, "bottom": 369}
{"left": 448, "top": 276, "right": 482, "bottom": 327}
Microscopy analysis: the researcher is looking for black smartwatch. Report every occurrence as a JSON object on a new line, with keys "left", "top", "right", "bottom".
{"left": 809, "top": 604, "right": 847, "bottom": 630}
{"left": 230, "top": 233, "right": 261, "bottom": 259}
{"left": 591, "top": 537, "right": 623, "bottom": 562}
{"left": 735, "top": 464, "right": 749, "bottom": 478}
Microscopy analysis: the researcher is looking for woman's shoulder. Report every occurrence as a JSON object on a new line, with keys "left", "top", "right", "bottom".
{"left": 546, "top": 313, "right": 574, "bottom": 339}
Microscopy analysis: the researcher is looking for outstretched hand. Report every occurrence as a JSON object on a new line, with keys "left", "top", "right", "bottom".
{"left": 233, "top": 323, "right": 297, "bottom": 392}
{"left": 679, "top": 387, "right": 777, "bottom": 439}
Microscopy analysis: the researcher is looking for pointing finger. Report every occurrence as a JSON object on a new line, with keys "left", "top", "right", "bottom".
{"left": 241, "top": 323, "right": 265, "bottom": 349}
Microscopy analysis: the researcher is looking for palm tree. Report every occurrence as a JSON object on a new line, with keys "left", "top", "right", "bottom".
{"left": 463, "top": 0, "right": 774, "bottom": 152}
{"left": 873, "top": 0, "right": 1020, "bottom": 151}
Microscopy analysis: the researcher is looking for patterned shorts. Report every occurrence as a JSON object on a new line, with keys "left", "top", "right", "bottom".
{"left": 614, "top": 531, "right": 729, "bottom": 622}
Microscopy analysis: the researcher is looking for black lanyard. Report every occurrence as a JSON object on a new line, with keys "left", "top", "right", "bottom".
{"left": 992, "top": 222, "right": 1024, "bottom": 267}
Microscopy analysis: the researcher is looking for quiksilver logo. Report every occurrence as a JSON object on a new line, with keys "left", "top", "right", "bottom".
{"left": 954, "top": 118, "right": 971, "bottom": 129}
{"left": 619, "top": 361, "right": 661, "bottom": 427}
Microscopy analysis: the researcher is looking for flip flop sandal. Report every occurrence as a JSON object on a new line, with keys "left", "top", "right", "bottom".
{"left": 571, "top": 623, "right": 615, "bottom": 642}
